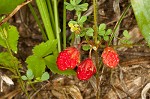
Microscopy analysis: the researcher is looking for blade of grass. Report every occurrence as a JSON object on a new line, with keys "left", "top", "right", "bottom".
{"left": 46, "top": 0, "right": 56, "bottom": 34}
{"left": 54, "top": 0, "right": 61, "bottom": 52}
{"left": 36, "top": 0, "right": 55, "bottom": 40}
{"left": 108, "top": 4, "right": 131, "bottom": 46}
{"left": 28, "top": 3, "right": 47, "bottom": 41}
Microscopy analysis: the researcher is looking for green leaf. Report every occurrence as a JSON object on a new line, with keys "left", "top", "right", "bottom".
{"left": 99, "top": 23, "right": 106, "bottom": 31}
{"left": 32, "top": 40, "right": 57, "bottom": 57}
{"left": 26, "top": 69, "right": 34, "bottom": 80}
{"left": 44, "top": 55, "right": 76, "bottom": 75}
{"left": 0, "top": 52, "right": 19, "bottom": 69}
{"left": 76, "top": 0, "right": 82, "bottom": 4}
{"left": 26, "top": 55, "right": 46, "bottom": 77}
{"left": 106, "top": 29, "right": 112, "bottom": 35}
{"left": 103, "top": 36, "right": 109, "bottom": 41}
{"left": 131, "top": 0, "right": 150, "bottom": 46}
{"left": 78, "top": 3, "right": 88, "bottom": 11}
{"left": 79, "top": 16, "right": 87, "bottom": 24}
{"left": 65, "top": 3, "right": 75, "bottom": 11}
{"left": 86, "top": 28, "right": 94, "bottom": 36}
{"left": 82, "top": 45, "right": 91, "bottom": 51}
{"left": 41, "top": 72, "right": 49, "bottom": 81}
{"left": 0, "top": 0, "right": 25, "bottom": 14}
{"left": 98, "top": 30, "right": 105, "bottom": 36}
{"left": 0, "top": 25, "right": 19, "bottom": 53}
{"left": 70, "top": 0, "right": 76, "bottom": 5}
{"left": 123, "top": 30, "right": 131, "bottom": 39}
{"left": 21, "top": 76, "right": 28, "bottom": 80}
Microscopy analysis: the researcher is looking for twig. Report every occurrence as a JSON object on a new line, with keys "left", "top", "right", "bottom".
{"left": 0, "top": 0, "right": 32, "bottom": 26}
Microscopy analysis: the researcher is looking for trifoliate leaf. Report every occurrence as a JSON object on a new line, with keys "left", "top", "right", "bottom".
{"left": 78, "top": 3, "right": 88, "bottom": 11}
{"left": 123, "top": 30, "right": 131, "bottom": 39}
{"left": 41, "top": 72, "right": 49, "bottom": 81}
{"left": 44, "top": 55, "right": 76, "bottom": 75}
{"left": 86, "top": 28, "right": 94, "bottom": 36}
{"left": 26, "top": 55, "right": 46, "bottom": 77}
{"left": 32, "top": 40, "right": 57, "bottom": 57}
{"left": 64, "top": 2, "right": 75, "bottom": 11}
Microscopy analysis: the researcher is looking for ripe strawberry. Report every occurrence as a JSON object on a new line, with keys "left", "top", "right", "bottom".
{"left": 77, "top": 58, "right": 96, "bottom": 80}
{"left": 56, "top": 47, "right": 80, "bottom": 70}
{"left": 101, "top": 47, "right": 119, "bottom": 68}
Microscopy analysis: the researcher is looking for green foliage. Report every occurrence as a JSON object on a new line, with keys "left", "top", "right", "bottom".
{"left": 82, "top": 45, "right": 91, "bottom": 51}
{"left": 21, "top": 69, "right": 49, "bottom": 82}
{"left": 44, "top": 55, "right": 76, "bottom": 75}
{"left": 64, "top": 0, "right": 88, "bottom": 12}
{"left": 0, "top": 52, "right": 19, "bottom": 69}
{"left": 0, "top": 23, "right": 19, "bottom": 53}
{"left": 131, "top": 0, "right": 150, "bottom": 47}
{"left": 0, "top": 0, "right": 25, "bottom": 14}
{"left": 119, "top": 30, "right": 132, "bottom": 45}
{"left": 98, "top": 23, "right": 112, "bottom": 41}
{"left": 32, "top": 40, "right": 57, "bottom": 57}
{"left": 26, "top": 40, "right": 57, "bottom": 78}
{"left": 86, "top": 28, "right": 94, "bottom": 36}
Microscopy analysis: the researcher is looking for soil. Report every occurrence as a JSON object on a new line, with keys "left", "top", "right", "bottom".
{"left": 0, "top": 0, "right": 150, "bottom": 99}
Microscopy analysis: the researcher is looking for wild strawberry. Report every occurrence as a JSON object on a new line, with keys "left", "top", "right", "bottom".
{"left": 101, "top": 47, "right": 119, "bottom": 68}
{"left": 56, "top": 47, "right": 80, "bottom": 70}
{"left": 77, "top": 58, "right": 96, "bottom": 80}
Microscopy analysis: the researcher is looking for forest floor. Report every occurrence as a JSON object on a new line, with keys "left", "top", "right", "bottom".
{"left": 0, "top": 0, "right": 150, "bottom": 99}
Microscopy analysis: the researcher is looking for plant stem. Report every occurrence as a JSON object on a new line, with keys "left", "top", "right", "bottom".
{"left": 93, "top": 0, "right": 100, "bottom": 98}
{"left": 5, "top": 40, "right": 29, "bottom": 97}
{"left": 63, "top": 0, "right": 67, "bottom": 49}
{"left": 108, "top": 4, "right": 131, "bottom": 46}
{"left": 54, "top": 0, "right": 61, "bottom": 52}
{"left": 28, "top": 3, "right": 47, "bottom": 41}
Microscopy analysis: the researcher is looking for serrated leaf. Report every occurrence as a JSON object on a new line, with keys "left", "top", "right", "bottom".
{"left": 41, "top": 72, "right": 49, "bottom": 81}
{"left": 82, "top": 45, "right": 90, "bottom": 51}
{"left": 21, "top": 76, "right": 28, "bottom": 80}
{"left": 99, "top": 23, "right": 106, "bottom": 31}
{"left": 44, "top": 55, "right": 76, "bottom": 75}
{"left": 79, "top": 16, "right": 87, "bottom": 24}
{"left": 0, "top": 25, "right": 19, "bottom": 53}
{"left": 0, "top": 52, "right": 19, "bottom": 69}
{"left": 106, "top": 29, "right": 112, "bottom": 35}
{"left": 26, "top": 55, "right": 46, "bottom": 77}
{"left": 131, "top": 0, "right": 150, "bottom": 47}
{"left": 0, "top": 0, "right": 25, "bottom": 14}
{"left": 26, "top": 69, "right": 34, "bottom": 80}
{"left": 32, "top": 40, "right": 57, "bottom": 57}
{"left": 123, "top": 30, "right": 131, "bottom": 39}
{"left": 86, "top": 28, "right": 94, "bottom": 36}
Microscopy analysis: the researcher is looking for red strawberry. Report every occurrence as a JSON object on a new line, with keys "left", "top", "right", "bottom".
{"left": 77, "top": 58, "right": 96, "bottom": 80}
{"left": 56, "top": 47, "right": 80, "bottom": 70}
{"left": 101, "top": 47, "right": 119, "bottom": 68}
